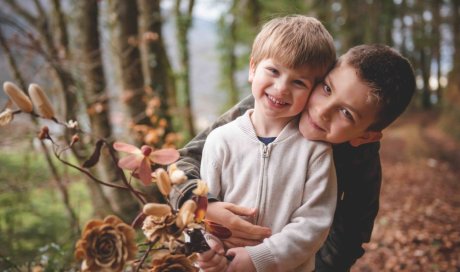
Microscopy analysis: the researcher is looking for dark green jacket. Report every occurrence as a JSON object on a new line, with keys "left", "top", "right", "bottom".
{"left": 171, "top": 96, "right": 381, "bottom": 271}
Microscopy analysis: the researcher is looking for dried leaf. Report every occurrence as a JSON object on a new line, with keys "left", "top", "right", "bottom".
{"left": 82, "top": 140, "right": 105, "bottom": 168}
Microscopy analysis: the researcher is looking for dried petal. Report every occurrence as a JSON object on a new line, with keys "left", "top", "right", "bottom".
{"left": 150, "top": 148, "right": 180, "bottom": 165}
{"left": 205, "top": 220, "right": 232, "bottom": 240}
{"left": 113, "top": 142, "right": 141, "bottom": 154}
{"left": 0, "top": 108, "right": 14, "bottom": 126}
{"left": 143, "top": 203, "right": 172, "bottom": 217}
{"left": 28, "top": 84, "right": 55, "bottom": 119}
{"left": 118, "top": 154, "right": 143, "bottom": 171}
{"left": 3, "top": 81, "right": 33, "bottom": 113}
{"left": 193, "top": 195, "right": 208, "bottom": 223}
{"left": 138, "top": 157, "right": 153, "bottom": 186}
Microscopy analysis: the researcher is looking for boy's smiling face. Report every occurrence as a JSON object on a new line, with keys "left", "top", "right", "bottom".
{"left": 299, "top": 62, "right": 382, "bottom": 146}
{"left": 249, "top": 58, "right": 319, "bottom": 123}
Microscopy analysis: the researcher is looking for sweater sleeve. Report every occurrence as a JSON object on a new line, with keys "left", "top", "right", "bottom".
{"left": 246, "top": 146, "right": 338, "bottom": 272}
{"left": 200, "top": 130, "right": 224, "bottom": 198}
{"left": 170, "top": 96, "right": 254, "bottom": 209}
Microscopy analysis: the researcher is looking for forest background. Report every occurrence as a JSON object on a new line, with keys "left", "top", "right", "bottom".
{"left": 0, "top": 0, "right": 459, "bottom": 271}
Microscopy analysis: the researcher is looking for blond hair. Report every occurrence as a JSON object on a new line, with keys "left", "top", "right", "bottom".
{"left": 251, "top": 15, "right": 336, "bottom": 78}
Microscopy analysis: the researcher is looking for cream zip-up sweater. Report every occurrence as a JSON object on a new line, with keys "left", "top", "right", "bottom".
{"left": 201, "top": 110, "right": 337, "bottom": 272}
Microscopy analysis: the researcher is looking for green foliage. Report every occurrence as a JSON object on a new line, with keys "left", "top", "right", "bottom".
{"left": 0, "top": 151, "right": 92, "bottom": 270}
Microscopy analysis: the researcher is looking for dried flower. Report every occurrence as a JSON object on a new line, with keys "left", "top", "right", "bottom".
{"left": 3, "top": 81, "right": 33, "bottom": 113}
{"left": 28, "top": 84, "right": 55, "bottom": 119}
{"left": 150, "top": 253, "right": 198, "bottom": 272}
{"left": 113, "top": 141, "right": 179, "bottom": 185}
{"left": 66, "top": 119, "right": 79, "bottom": 129}
{"left": 75, "top": 215, "right": 137, "bottom": 272}
{"left": 0, "top": 108, "right": 14, "bottom": 126}
{"left": 142, "top": 214, "right": 179, "bottom": 243}
{"left": 143, "top": 203, "right": 172, "bottom": 217}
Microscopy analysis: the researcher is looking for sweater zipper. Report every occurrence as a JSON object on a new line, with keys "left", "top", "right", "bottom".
{"left": 255, "top": 144, "right": 270, "bottom": 224}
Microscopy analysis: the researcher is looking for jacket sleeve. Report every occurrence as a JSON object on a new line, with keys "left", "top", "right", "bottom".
{"left": 315, "top": 142, "right": 382, "bottom": 271}
{"left": 246, "top": 145, "right": 337, "bottom": 272}
{"left": 170, "top": 95, "right": 255, "bottom": 209}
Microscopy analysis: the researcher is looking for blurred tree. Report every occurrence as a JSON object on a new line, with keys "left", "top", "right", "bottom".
{"left": 109, "top": 0, "right": 150, "bottom": 129}
{"left": 441, "top": 0, "right": 460, "bottom": 137}
{"left": 174, "top": 0, "right": 196, "bottom": 139}
{"left": 139, "top": 0, "right": 176, "bottom": 142}
{"left": 0, "top": 27, "right": 79, "bottom": 234}
{"left": 431, "top": 0, "right": 442, "bottom": 100}
{"left": 218, "top": 0, "right": 239, "bottom": 108}
{"left": 77, "top": 0, "right": 137, "bottom": 220}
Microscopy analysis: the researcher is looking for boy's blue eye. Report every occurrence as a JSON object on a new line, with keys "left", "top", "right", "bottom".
{"left": 266, "top": 67, "right": 278, "bottom": 75}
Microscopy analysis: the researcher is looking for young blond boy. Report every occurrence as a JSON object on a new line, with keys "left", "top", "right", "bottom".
{"left": 197, "top": 15, "right": 337, "bottom": 272}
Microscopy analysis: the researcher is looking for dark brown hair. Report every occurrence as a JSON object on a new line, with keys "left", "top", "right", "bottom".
{"left": 339, "top": 44, "right": 416, "bottom": 131}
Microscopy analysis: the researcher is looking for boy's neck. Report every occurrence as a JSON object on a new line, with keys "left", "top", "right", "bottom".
{"left": 250, "top": 109, "right": 294, "bottom": 137}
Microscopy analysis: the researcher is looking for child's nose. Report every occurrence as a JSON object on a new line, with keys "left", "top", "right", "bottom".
{"left": 274, "top": 80, "right": 289, "bottom": 94}
{"left": 318, "top": 105, "right": 331, "bottom": 121}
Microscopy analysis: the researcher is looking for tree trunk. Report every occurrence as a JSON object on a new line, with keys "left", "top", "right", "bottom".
{"left": 78, "top": 0, "right": 141, "bottom": 221}
{"left": 109, "top": 0, "right": 151, "bottom": 130}
{"left": 138, "top": 0, "right": 176, "bottom": 147}
{"left": 175, "top": 0, "right": 196, "bottom": 139}
{"left": 218, "top": 0, "right": 239, "bottom": 109}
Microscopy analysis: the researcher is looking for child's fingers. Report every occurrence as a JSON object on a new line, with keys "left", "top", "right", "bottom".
{"left": 205, "top": 234, "right": 225, "bottom": 255}
{"left": 226, "top": 204, "right": 257, "bottom": 217}
{"left": 197, "top": 250, "right": 227, "bottom": 271}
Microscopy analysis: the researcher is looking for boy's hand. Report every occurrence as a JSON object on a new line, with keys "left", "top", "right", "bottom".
{"left": 197, "top": 236, "right": 227, "bottom": 272}
{"left": 207, "top": 202, "right": 271, "bottom": 248}
{"left": 226, "top": 247, "right": 256, "bottom": 272}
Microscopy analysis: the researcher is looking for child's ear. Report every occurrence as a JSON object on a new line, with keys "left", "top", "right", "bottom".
{"left": 248, "top": 58, "right": 256, "bottom": 83}
{"left": 349, "top": 131, "right": 382, "bottom": 147}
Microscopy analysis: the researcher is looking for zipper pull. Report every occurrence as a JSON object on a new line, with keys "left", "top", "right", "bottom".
{"left": 263, "top": 145, "right": 270, "bottom": 158}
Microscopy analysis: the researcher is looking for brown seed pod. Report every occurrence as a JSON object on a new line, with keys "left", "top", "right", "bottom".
{"left": 176, "top": 200, "right": 197, "bottom": 229}
{"left": 28, "top": 84, "right": 55, "bottom": 119}
{"left": 155, "top": 168, "right": 172, "bottom": 196}
{"left": 143, "top": 203, "right": 172, "bottom": 217}
{"left": 3, "top": 82, "right": 33, "bottom": 113}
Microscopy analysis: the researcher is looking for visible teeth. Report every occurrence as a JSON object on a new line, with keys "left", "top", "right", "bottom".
{"left": 267, "top": 95, "right": 286, "bottom": 105}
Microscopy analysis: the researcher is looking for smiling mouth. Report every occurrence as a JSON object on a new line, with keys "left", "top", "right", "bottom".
{"left": 266, "top": 94, "right": 288, "bottom": 106}
{"left": 307, "top": 112, "right": 326, "bottom": 132}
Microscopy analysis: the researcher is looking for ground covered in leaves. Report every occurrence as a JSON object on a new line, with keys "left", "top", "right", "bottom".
{"left": 352, "top": 112, "right": 460, "bottom": 272}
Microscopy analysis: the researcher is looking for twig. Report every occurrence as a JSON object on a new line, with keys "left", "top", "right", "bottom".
{"left": 136, "top": 238, "right": 158, "bottom": 272}
{"left": 46, "top": 138, "right": 148, "bottom": 200}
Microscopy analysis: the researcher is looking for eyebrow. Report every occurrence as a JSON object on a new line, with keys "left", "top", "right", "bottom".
{"left": 326, "top": 75, "right": 362, "bottom": 120}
